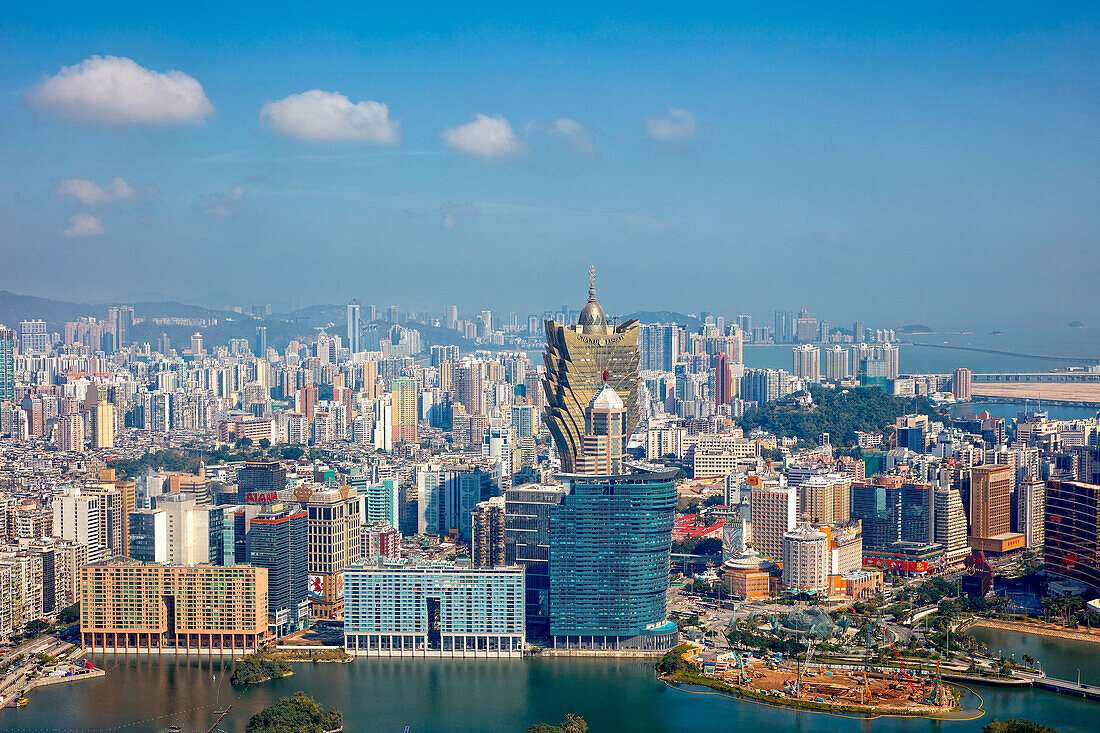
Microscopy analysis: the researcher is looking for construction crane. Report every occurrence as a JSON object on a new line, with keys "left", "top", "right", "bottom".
{"left": 732, "top": 650, "right": 749, "bottom": 684}
{"left": 796, "top": 638, "right": 817, "bottom": 696}
{"left": 922, "top": 661, "right": 942, "bottom": 705}
{"left": 885, "top": 629, "right": 918, "bottom": 693}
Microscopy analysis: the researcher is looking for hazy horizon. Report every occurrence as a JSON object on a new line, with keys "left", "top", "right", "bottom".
{"left": 2, "top": 5, "right": 1098, "bottom": 331}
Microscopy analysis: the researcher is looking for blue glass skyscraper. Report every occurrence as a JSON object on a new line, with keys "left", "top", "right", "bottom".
{"left": 548, "top": 467, "right": 678, "bottom": 651}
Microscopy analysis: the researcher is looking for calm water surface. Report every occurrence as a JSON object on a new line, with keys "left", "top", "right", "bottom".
{"left": 967, "top": 625, "right": 1100, "bottom": 685}
{"left": 4, "top": 645, "right": 1098, "bottom": 733}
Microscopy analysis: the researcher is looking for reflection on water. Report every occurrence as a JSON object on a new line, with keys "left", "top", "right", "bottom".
{"left": 3, "top": 650, "right": 1099, "bottom": 733}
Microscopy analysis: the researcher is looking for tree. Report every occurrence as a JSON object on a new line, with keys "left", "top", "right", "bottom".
{"left": 281, "top": 445, "right": 304, "bottom": 460}
{"left": 982, "top": 719, "right": 1061, "bottom": 733}
{"left": 246, "top": 691, "right": 341, "bottom": 733}
{"left": 236, "top": 437, "right": 254, "bottom": 449}
{"left": 57, "top": 602, "right": 80, "bottom": 625}
{"left": 24, "top": 619, "right": 49, "bottom": 637}
{"left": 525, "top": 714, "right": 587, "bottom": 733}
{"left": 560, "top": 714, "right": 588, "bottom": 733}
{"left": 258, "top": 438, "right": 271, "bottom": 450}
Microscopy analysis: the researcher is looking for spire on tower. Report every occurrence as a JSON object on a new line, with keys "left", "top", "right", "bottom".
{"left": 588, "top": 265, "right": 596, "bottom": 301}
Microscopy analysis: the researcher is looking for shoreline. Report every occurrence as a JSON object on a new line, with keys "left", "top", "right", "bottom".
{"left": 658, "top": 671, "right": 967, "bottom": 720}
{"left": 968, "top": 619, "right": 1100, "bottom": 644}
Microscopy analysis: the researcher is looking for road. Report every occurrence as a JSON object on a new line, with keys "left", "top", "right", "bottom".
{"left": 0, "top": 635, "right": 75, "bottom": 702}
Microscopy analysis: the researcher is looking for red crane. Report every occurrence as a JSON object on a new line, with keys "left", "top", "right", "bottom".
{"left": 886, "top": 629, "right": 918, "bottom": 692}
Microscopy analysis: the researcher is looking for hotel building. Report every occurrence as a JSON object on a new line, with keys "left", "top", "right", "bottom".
{"left": 79, "top": 560, "right": 270, "bottom": 653}
{"left": 343, "top": 559, "right": 524, "bottom": 657}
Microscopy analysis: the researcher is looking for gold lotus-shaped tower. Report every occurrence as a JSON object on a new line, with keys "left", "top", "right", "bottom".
{"left": 542, "top": 267, "right": 640, "bottom": 473}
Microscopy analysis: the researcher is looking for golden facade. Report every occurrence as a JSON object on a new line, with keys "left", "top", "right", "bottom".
{"left": 542, "top": 271, "right": 640, "bottom": 473}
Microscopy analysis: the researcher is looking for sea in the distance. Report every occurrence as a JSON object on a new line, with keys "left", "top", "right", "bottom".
{"left": 5, "top": 639, "right": 1099, "bottom": 733}
{"left": 743, "top": 325, "right": 1100, "bottom": 375}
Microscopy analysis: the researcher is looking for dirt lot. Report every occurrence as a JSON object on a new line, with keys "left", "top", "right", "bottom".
{"left": 706, "top": 657, "right": 951, "bottom": 711}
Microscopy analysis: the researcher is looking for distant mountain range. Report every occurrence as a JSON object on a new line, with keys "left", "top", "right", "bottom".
{"left": 0, "top": 291, "right": 480, "bottom": 353}
{"left": 625, "top": 310, "right": 702, "bottom": 330}
{"left": 0, "top": 290, "right": 230, "bottom": 327}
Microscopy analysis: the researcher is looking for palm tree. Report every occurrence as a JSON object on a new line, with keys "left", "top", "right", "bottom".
{"left": 1022, "top": 653, "right": 1035, "bottom": 668}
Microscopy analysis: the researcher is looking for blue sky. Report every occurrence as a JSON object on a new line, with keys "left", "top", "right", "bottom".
{"left": 1, "top": 3, "right": 1097, "bottom": 328}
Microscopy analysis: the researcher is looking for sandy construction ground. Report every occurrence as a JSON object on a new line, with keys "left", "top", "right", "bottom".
{"left": 970, "top": 383, "right": 1100, "bottom": 404}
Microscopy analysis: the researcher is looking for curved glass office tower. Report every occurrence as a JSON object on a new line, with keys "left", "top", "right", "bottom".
{"left": 548, "top": 467, "right": 678, "bottom": 651}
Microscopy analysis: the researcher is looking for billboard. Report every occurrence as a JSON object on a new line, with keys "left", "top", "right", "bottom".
{"left": 308, "top": 574, "right": 324, "bottom": 599}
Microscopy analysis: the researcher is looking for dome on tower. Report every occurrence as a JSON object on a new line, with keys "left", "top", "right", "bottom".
{"left": 578, "top": 265, "right": 608, "bottom": 333}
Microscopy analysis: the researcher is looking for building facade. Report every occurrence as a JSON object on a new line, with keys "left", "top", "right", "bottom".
{"left": 343, "top": 559, "right": 524, "bottom": 657}
{"left": 79, "top": 561, "right": 270, "bottom": 653}
{"left": 543, "top": 273, "right": 640, "bottom": 473}
{"left": 548, "top": 469, "right": 678, "bottom": 652}
{"left": 1045, "top": 479, "right": 1100, "bottom": 589}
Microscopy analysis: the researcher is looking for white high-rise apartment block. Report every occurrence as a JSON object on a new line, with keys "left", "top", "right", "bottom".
{"left": 825, "top": 345, "right": 849, "bottom": 381}
{"left": 934, "top": 485, "right": 970, "bottom": 564}
{"left": 158, "top": 494, "right": 211, "bottom": 565}
{"left": 20, "top": 319, "right": 49, "bottom": 355}
{"left": 1017, "top": 477, "right": 1045, "bottom": 550}
{"left": 52, "top": 490, "right": 103, "bottom": 562}
{"left": 792, "top": 344, "right": 820, "bottom": 382}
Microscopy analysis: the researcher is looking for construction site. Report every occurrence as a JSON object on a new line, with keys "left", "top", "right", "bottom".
{"left": 678, "top": 645, "right": 956, "bottom": 714}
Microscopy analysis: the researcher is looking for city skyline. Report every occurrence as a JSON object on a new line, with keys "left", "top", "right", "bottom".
{"left": 1, "top": 5, "right": 1098, "bottom": 327}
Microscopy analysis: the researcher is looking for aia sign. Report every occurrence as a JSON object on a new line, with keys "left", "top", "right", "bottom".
{"left": 246, "top": 492, "right": 279, "bottom": 503}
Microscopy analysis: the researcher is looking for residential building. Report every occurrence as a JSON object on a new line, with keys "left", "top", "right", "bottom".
{"left": 792, "top": 344, "right": 819, "bottom": 382}
{"left": 1017, "top": 476, "right": 1046, "bottom": 551}
{"left": 471, "top": 497, "right": 506, "bottom": 568}
{"left": 953, "top": 368, "right": 972, "bottom": 401}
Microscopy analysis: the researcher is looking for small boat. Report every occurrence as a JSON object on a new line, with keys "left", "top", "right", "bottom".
{"left": 12, "top": 696, "right": 28, "bottom": 707}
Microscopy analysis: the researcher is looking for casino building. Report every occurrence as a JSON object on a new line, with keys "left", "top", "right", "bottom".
{"left": 541, "top": 272, "right": 678, "bottom": 653}
{"left": 542, "top": 267, "right": 640, "bottom": 474}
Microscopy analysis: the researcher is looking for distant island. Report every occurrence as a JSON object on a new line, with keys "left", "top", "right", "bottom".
{"left": 897, "top": 324, "right": 935, "bottom": 334}
{"left": 990, "top": 330, "right": 1004, "bottom": 336}
{"left": 1067, "top": 321, "right": 1086, "bottom": 329}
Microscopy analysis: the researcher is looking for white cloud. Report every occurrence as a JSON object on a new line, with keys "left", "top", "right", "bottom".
{"left": 27, "top": 55, "right": 214, "bottom": 126}
{"left": 54, "top": 176, "right": 137, "bottom": 205}
{"left": 443, "top": 114, "right": 522, "bottom": 160}
{"left": 260, "top": 90, "right": 399, "bottom": 144}
{"left": 549, "top": 118, "right": 595, "bottom": 155}
{"left": 194, "top": 185, "right": 248, "bottom": 218}
{"left": 646, "top": 108, "right": 697, "bottom": 143}
{"left": 61, "top": 213, "right": 105, "bottom": 238}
